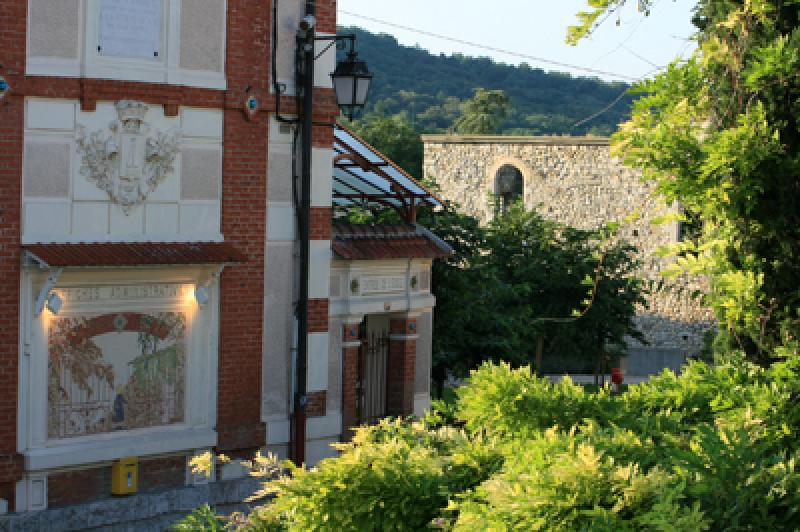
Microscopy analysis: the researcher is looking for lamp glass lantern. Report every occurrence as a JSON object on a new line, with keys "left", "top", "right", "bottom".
{"left": 331, "top": 51, "right": 372, "bottom": 121}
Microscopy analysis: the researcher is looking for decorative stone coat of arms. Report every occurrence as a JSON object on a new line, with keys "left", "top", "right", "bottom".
{"left": 77, "top": 100, "right": 180, "bottom": 214}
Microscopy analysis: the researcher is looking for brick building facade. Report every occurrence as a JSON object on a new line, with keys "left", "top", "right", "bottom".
{"left": 0, "top": 0, "right": 445, "bottom": 524}
{"left": 1, "top": 0, "right": 295, "bottom": 515}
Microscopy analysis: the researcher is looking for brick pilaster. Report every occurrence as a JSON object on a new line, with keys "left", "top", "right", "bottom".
{"left": 309, "top": 207, "right": 332, "bottom": 240}
{"left": 387, "top": 318, "right": 418, "bottom": 417}
{"left": 341, "top": 321, "right": 362, "bottom": 438}
{"left": 216, "top": 0, "right": 273, "bottom": 453}
{"left": 308, "top": 299, "right": 330, "bottom": 333}
{"left": 316, "top": 0, "right": 337, "bottom": 34}
{"left": 306, "top": 391, "right": 327, "bottom": 418}
{"left": 0, "top": 0, "right": 28, "bottom": 510}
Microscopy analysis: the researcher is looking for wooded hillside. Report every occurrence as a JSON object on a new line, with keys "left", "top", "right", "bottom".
{"left": 339, "top": 26, "right": 635, "bottom": 135}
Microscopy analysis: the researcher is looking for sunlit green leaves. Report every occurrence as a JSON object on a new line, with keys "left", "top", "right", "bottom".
{"left": 567, "top": 1, "right": 655, "bottom": 45}
{"left": 575, "top": 0, "right": 800, "bottom": 363}
{"left": 176, "top": 348, "right": 800, "bottom": 530}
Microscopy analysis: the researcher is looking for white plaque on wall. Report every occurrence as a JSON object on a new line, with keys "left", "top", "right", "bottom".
{"left": 360, "top": 275, "right": 407, "bottom": 295}
{"left": 98, "top": 0, "right": 162, "bottom": 60}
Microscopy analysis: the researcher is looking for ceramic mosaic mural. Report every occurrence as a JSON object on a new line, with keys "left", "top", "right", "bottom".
{"left": 47, "top": 311, "right": 186, "bottom": 439}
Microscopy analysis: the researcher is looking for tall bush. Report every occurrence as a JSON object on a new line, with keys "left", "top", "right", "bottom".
{"left": 234, "top": 420, "right": 501, "bottom": 531}
{"left": 176, "top": 351, "right": 800, "bottom": 530}
{"left": 570, "top": 0, "right": 800, "bottom": 364}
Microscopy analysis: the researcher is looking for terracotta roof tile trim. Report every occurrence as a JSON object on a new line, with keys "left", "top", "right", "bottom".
{"left": 24, "top": 242, "right": 247, "bottom": 267}
{"left": 331, "top": 223, "right": 452, "bottom": 260}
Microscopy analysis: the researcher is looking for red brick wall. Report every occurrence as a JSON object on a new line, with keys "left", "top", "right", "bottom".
{"left": 390, "top": 318, "right": 418, "bottom": 336}
{"left": 47, "top": 468, "right": 109, "bottom": 508}
{"left": 0, "top": 0, "right": 27, "bottom": 509}
{"left": 306, "top": 390, "right": 327, "bottom": 418}
{"left": 308, "top": 298, "right": 330, "bottom": 333}
{"left": 139, "top": 455, "right": 186, "bottom": 492}
{"left": 310, "top": 207, "right": 332, "bottom": 240}
{"left": 341, "top": 347, "right": 358, "bottom": 435}
{"left": 316, "top": 1, "right": 337, "bottom": 34}
{"left": 387, "top": 318, "right": 417, "bottom": 416}
{"left": 311, "top": 90, "right": 338, "bottom": 147}
{"left": 17, "top": 79, "right": 329, "bottom": 118}
{"left": 215, "top": 0, "right": 273, "bottom": 453}
{"left": 47, "top": 455, "right": 187, "bottom": 508}
{"left": 341, "top": 330, "right": 360, "bottom": 438}
{"left": 21, "top": 77, "right": 224, "bottom": 111}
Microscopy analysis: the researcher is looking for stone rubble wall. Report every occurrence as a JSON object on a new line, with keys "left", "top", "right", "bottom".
{"left": 423, "top": 136, "right": 715, "bottom": 361}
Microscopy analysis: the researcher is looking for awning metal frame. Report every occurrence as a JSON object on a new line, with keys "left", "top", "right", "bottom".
{"left": 333, "top": 125, "right": 443, "bottom": 223}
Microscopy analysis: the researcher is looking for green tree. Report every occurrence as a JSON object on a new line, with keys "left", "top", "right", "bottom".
{"left": 484, "top": 203, "right": 646, "bottom": 374}
{"left": 417, "top": 95, "right": 462, "bottom": 131}
{"left": 417, "top": 200, "right": 645, "bottom": 388}
{"left": 453, "top": 88, "right": 512, "bottom": 134}
{"left": 570, "top": 0, "right": 800, "bottom": 365}
{"left": 417, "top": 203, "right": 519, "bottom": 393}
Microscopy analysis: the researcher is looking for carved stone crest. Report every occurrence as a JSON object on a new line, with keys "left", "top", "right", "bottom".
{"left": 77, "top": 101, "right": 180, "bottom": 214}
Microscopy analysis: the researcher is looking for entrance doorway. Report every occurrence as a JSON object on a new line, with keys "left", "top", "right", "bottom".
{"left": 357, "top": 315, "right": 389, "bottom": 424}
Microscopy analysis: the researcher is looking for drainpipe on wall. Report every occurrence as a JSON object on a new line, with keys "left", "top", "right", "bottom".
{"left": 292, "top": 0, "right": 316, "bottom": 466}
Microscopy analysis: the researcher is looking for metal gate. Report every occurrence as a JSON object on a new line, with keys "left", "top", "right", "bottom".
{"left": 357, "top": 321, "right": 389, "bottom": 424}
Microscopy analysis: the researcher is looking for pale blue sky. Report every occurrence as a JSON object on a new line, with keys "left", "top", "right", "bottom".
{"left": 337, "top": 0, "right": 697, "bottom": 82}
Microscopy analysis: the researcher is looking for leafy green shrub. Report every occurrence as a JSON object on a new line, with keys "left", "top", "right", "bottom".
{"left": 448, "top": 358, "right": 800, "bottom": 530}
{"left": 613, "top": 356, "right": 800, "bottom": 456}
{"left": 242, "top": 419, "right": 501, "bottom": 531}
{"left": 451, "top": 433, "right": 709, "bottom": 531}
{"left": 671, "top": 416, "right": 800, "bottom": 529}
{"left": 253, "top": 439, "right": 443, "bottom": 530}
{"left": 456, "top": 361, "right": 609, "bottom": 437}
{"left": 180, "top": 352, "right": 800, "bottom": 530}
{"left": 423, "top": 386, "right": 464, "bottom": 432}
{"left": 172, "top": 504, "right": 227, "bottom": 531}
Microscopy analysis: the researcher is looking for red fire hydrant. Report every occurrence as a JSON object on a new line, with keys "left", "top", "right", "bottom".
{"left": 611, "top": 367, "right": 624, "bottom": 395}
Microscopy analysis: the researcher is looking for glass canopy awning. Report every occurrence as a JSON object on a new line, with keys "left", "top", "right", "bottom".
{"left": 333, "top": 125, "right": 442, "bottom": 222}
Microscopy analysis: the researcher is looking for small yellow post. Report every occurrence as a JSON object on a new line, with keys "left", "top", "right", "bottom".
{"left": 111, "top": 457, "right": 138, "bottom": 495}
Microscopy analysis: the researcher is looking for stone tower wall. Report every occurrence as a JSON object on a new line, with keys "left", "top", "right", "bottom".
{"left": 423, "top": 135, "right": 715, "bottom": 372}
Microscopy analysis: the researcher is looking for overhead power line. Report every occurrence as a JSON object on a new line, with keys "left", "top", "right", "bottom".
{"left": 338, "top": 10, "right": 640, "bottom": 81}
{"left": 589, "top": 17, "right": 645, "bottom": 68}
{"left": 572, "top": 39, "right": 694, "bottom": 128}
{"left": 339, "top": 9, "right": 696, "bottom": 129}
{"left": 621, "top": 43, "right": 660, "bottom": 68}
{"left": 572, "top": 83, "right": 639, "bottom": 129}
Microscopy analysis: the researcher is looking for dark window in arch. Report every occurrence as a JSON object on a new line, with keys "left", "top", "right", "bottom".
{"left": 495, "top": 164, "right": 524, "bottom": 214}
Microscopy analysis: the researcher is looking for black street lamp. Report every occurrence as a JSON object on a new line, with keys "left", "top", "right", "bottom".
{"left": 269, "top": 2, "right": 373, "bottom": 465}
{"left": 331, "top": 49, "right": 373, "bottom": 121}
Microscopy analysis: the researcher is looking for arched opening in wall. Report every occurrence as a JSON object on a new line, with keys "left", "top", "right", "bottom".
{"left": 495, "top": 164, "right": 524, "bottom": 214}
